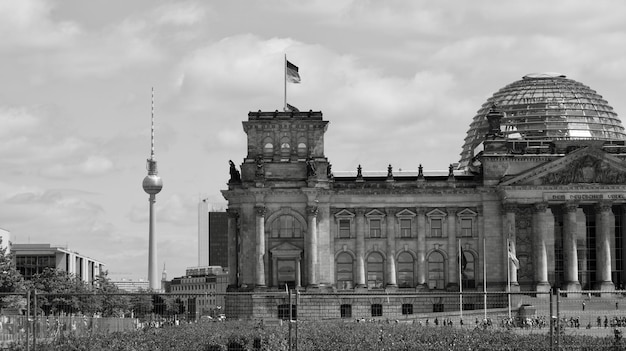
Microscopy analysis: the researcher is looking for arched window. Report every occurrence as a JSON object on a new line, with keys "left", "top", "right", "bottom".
{"left": 336, "top": 253, "right": 354, "bottom": 290}
{"left": 397, "top": 252, "right": 414, "bottom": 288}
{"left": 367, "top": 252, "right": 384, "bottom": 289}
{"left": 428, "top": 251, "right": 445, "bottom": 290}
{"left": 270, "top": 215, "right": 303, "bottom": 238}
{"left": 461, "top": 250, "right": 476, "bottom": 289}
{"left": 297, "top": 142, "right": 307, "bottom": 157}
{"left": 280, "top": 137, "right": 291, "bottom": 157}
{"left": 263, "top": 142, "right": 273, "bottom": 156}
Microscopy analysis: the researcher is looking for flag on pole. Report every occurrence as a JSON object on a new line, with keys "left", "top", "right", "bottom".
{"left": 286, "top": 60, "right": 301, "bottom": 83}
{"left": 286, "top": 103, "right": 299, "bottom": 112}
{"left": 508, "top": 241, "right": 519, "bottom": 269}
{"left": 459, "top": 246, "right": 467, "bottom": 272}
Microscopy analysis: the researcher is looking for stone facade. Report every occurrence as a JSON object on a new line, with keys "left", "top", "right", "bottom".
{"left": 222, "top": 109, "right": 626, "bottom": 319}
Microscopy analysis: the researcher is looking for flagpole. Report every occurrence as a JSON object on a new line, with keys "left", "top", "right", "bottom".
{"left": 483, "top": 237, "right": 487, "bottom": 321}
{"left": 507, "top": 238, "right": 511, "bottom": 319}
{"left": 459, "top": 239, "right": 463, "bottom": 320}
{"left": 284, "top": 54, "right": 287, "bottom": 112}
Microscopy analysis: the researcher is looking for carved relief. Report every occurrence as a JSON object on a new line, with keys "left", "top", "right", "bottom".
{"left": 542, "top": 155, "right": 626, "bottom": 185}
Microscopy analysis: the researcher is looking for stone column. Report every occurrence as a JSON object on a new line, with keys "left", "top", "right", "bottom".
{"left": 307, "top": 205, "right": 319, "bottom": 288}
{"left": 254, "top": 206, "right": 266, "bottom": 288}
{"left": 563, "top": 202, "right": 581, "bottom": 291}
{"left": 295, "top": 257, "right": 302, "bottom": 288}
{"left": 447, "top": 208, "right": 458, "bottom": 289}
{"left": 532, "top": 203, "right": 551, "bottom": 292}
{"left": 595, "top": 202, "right": 615, "bottom": 291}
{"left": 355, "top": 208, "right": 366, "bottom": 288}
{"left": 226, "top": 209, "right": 239, "bottom": 288}
{"left": 385, "top": 208, "right": 397, "bottom": 288}
{"left": 272, "top": 256, "right": 278, "bottom": 287}
{"left": 503, "top": 204, "right": 519, "bottom": 290}
{"left": 416, "top": 208, "right": 427, "bottom": 289}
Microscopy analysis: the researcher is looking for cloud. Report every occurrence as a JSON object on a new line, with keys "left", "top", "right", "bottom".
{"left": 128, "top": 193, "right": 196, "bottom": 226}
{"left": 0, "top": 0, "right": 80, "bottom": 50}
{"left": 153, "top": 2, "right": 207, "bottom": 26}
{"left": 0, "top": 104, "right": 116, "bottom": 179}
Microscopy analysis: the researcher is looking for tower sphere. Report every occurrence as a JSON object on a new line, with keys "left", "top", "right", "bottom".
{"left": 459, "top": 73, "right": 626, "bottom": 167}
{"left": 143, "top": 174, "right": 163, "bottom": 195}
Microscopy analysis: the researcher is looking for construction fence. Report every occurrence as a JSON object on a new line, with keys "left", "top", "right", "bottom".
{"left": 0, "top": 289, "right": 624, "bottom": 350}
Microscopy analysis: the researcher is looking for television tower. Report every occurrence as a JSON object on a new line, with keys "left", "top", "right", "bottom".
{"left": 142, "top": 88, "right": 163, "bottom": 290}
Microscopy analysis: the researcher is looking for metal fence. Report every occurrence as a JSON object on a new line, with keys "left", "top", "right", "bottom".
{"left": 0, "top": 289, "right": 624, "bottom": 350}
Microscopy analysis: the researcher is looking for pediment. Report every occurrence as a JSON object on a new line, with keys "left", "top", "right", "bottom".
{"left": 365, "top": 209, "right": 385, "bottom": 218}
{"left": 334, "top": 209, "right": 355, "bottom": 218}
{"left": 501, "top": 146, "right": 626, "bottom": 186}
{"left": 270, "top": 242, "right": 303, "bottom": 257}
{"left": 396, "top": 209, "right": 416, "bottom": 217}
{"left": 457, "top": 208, "right": 477, "bottom": 217}
{"left": 426, "top": 208, "right": 447, "bottom": 217}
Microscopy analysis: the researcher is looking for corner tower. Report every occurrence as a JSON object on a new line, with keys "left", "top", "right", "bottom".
{"left": 239, "top": 110, "right": 330, "bottom": 185}
{"left": 222, "top": 110, "right": 332, "bottom": 294}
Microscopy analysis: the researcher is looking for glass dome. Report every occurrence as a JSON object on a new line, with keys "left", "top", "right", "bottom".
{"left": 459, "top": 73, "right": 626, "bottom": 168}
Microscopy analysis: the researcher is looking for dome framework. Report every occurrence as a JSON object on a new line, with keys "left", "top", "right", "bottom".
{"left": 459, "top": 73, "right": 626, "bottom": 167}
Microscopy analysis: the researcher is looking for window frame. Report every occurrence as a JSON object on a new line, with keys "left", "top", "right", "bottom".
{"left": 369, "top": 219, "right": 382, "bottom": 238}
{"left": 333, "top": 209, "right": 355, "bottom": 239}
{"left": 365, "top": 209, "right": 386, "bottom": 239}
{"left": 426, "top": 209, "right": 447, "bottom": 238}
{"left": 457, "top": 209, "right": 478, "bottom": 238}
{"left": 336, "top": 252, "right": 354, "bottom": 290}
{"left": 371, "top": 303, "right": 383, "bottom": 317}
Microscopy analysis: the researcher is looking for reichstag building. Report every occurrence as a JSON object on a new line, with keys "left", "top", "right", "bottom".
{"left": 222, "top": 73, "right": 626, "bottom": 319}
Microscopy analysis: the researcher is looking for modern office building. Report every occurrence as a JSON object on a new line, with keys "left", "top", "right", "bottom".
{"left": 222, "top": 73, "right": 626, "bottom": 319}
{"left": 198, "top": 201, "right": 229, "bottom": 269}
{"left": 12, "top": 244, "right": 105, "bottom": 285}
{"left": 198, "top": 200, "right": 210, "bottom": 267}
{"left": 209, "top": 212, "right": 229, "bottom": 268}
{"left": 0, "top": 228, "right": 10, "bottom": 254}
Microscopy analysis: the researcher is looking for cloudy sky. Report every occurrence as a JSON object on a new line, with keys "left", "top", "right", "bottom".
{"left": 2, "top": 0, "right": 626, "bottom": 282}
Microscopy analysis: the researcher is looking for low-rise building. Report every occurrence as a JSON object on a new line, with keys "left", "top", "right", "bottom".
{"left": 170, "top": 266, "right": 228, "bottom": 320}
{"left": 12, "top": 243, "right": 104, "bottom": 285}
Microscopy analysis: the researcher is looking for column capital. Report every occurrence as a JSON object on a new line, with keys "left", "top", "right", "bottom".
{"left": 255, "top": 206, "right": 266, "bottom": 216}
{"left": 533, "top": 202, "right": 549, "bottom": 213}
{"left": 563, "top": 202, "right": 579, "bottom": 213}
{"left": 226, "top": 208, "right": 240, "bottom": 218}
{"left": 355, "top": 208, "right": 366, "bottom": 216}
{"left": 385, "top": 208, "right": 398, "bottom": 216}
{"left": 595, "top": 201, "right": 613, "bottom": 213}
{"left": 306, "top": 205, "right": 319, "bottom": 216}
{"left": 503, "top": 203, "right": 517, "bottom": 214}
{"left": 446, "top": 208, "right": 457, "bottom": 216}
{"left": 416, "top": 207, "right": 427, "bottom": 215}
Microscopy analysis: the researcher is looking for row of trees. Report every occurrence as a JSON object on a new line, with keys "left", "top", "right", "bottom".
{"left": 0, "top": 240, "right": 186, "bottom": 318}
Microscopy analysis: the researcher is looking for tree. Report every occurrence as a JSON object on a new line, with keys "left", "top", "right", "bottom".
{"left": 0, "top": 238, "right": 26, "bottom": 312}
{"left": 95, "top": 271, "right": 131, "bottom": 317}
{"left": 28, "top": 268, "right": 91, "bottom": 315}
{"left": 130, "top": 288, "right": 154, "bottom": 319}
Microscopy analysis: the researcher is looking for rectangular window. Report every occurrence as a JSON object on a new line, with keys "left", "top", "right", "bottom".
{"left": 400, "top": 219, "right": 411, "bottom": 238}
{"left": 401, "top": 303, "right": 413, "bottom": 315}
{"left": 340, "top": 304, "right": 352, "bottom": 318}
{"left": 339, "top": 219, "right": 351, "bottom": 238}
{"left": 461, "top": 218, "right": 473, "bottom": 237}
{"left": 370, "top": 219, "right": 381, "bottom": 238}
{"left": 371, "top": 304, "right": 383, "bottom": 317}
{"left": 433, "top": 303, "right": 444, "bottom": 313}
{"left": 430, "top": 218, "right": 442, "bottom": 237}
{"left": 278, "top": 304, "right": 297, "bottom": 320}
